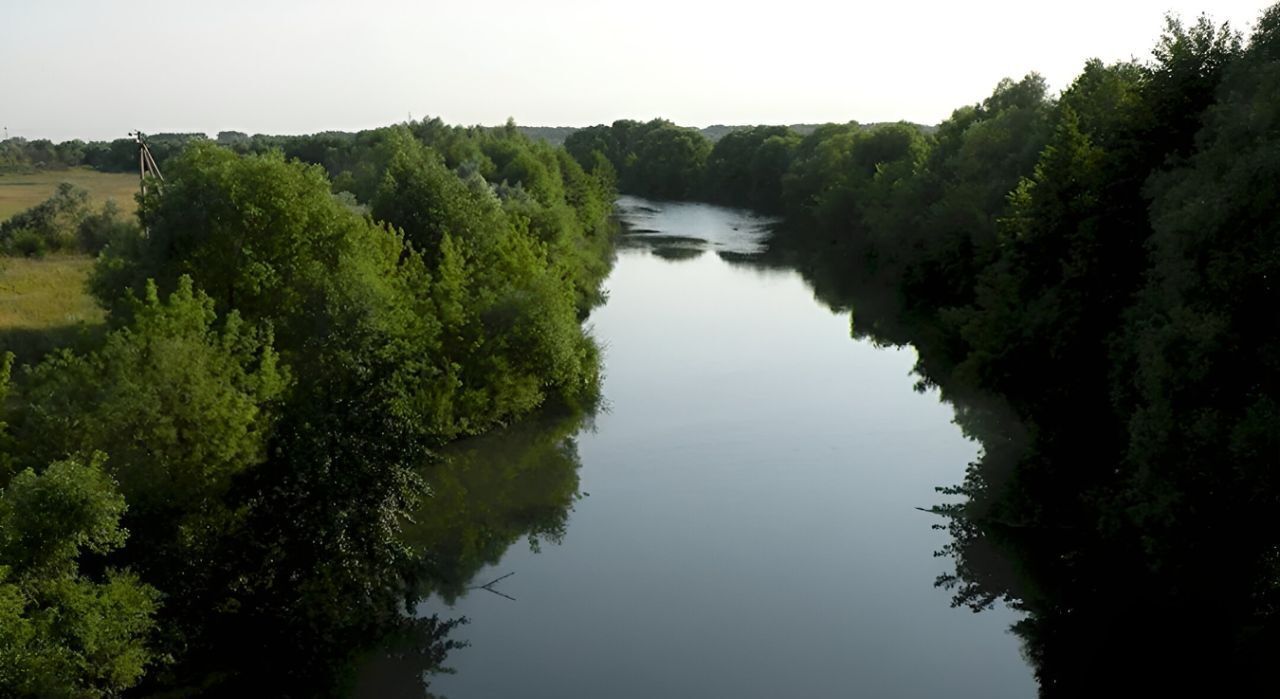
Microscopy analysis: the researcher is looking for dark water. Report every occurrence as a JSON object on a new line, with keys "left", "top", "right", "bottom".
{"left": 378, "top": 196, "right": 1035, "bottom": 697}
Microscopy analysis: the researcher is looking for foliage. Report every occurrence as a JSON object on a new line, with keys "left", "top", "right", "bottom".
{"left": 565, "top": 119, "right": 711, "bottom": 199}
{"left": 703, "top": 126, "right": 802, "bottom": 212}
{"left": 0, "top": 455, "right": 159, "bottom": 698}
{"left": 0, "top": 118, "right": 617, "bottom": 694}
{"left": 1120, "top": 5, "right": 1280, "bottom": 576}
{"left": 16, "top": 277, "right": 285, "bottom": 532}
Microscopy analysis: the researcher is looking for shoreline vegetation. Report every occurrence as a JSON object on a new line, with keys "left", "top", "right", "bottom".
{"left": 1, "top": 122, "right": 615, "bottom": 696}
{"left": 0, "top": 3, "right": 1276, "bottom": 697}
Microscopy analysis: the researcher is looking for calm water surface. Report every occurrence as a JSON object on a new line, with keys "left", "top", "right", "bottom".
{"left": 408, "top": 197, "right": 1034, "bottom": 697}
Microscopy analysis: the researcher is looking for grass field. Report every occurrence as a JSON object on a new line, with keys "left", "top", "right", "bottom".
{"left": 0, "top": 255, "right": 105, "bottom": 364}
{"left": 0, "top": 168, "right": 139, "bottom": 222}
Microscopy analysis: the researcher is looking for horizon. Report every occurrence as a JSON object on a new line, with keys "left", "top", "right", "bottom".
{"left": 3, "top": 1, "right": 1273, "bottom": 141}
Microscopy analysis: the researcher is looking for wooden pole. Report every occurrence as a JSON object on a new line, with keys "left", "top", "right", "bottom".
{"left": 138, "top": 133, "right": 146, "bottom": 199}
{"left": 144, "top": 145, "right": 163, "bottom": 182}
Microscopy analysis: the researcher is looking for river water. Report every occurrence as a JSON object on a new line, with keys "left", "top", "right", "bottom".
{"left": 383, "top": 196, "right": 1035, "bottom": 697}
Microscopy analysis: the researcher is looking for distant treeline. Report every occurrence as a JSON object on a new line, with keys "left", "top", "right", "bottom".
{"left": 573, "top": 8, "right": 1280, "bottom": 695}
{"left": 562, "top": 118, "right": 935, "bottom": 203}
{"left": 0, "top": 120, "right": 615, "bottom": 696}
{"left": 0, "top": 134, "right": 206, "bottom": 173}
{"left": 517, "top": 123, "right": 927, "bottom": 146}
{"left": 0, "top": 122, "right": 932, "bottom": 172}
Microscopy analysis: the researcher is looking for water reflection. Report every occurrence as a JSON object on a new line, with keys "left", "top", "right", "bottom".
{"left": 353, "top": 407, "right": 593, "bottom": 697}
{"left": 931, "top": 423, "right": 1280, "bottom": 696}
{"left": 617, "top": 235, "right": 706, "bottom": 262}
{"left": 404, "top": 409, "right": 591, "bottom": 604}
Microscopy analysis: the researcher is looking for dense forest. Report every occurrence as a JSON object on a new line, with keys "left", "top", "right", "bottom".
{"left": 566, "top": 8, "right": 1280, "bottom": 696}
{"left": 0, "top": 122, "right": 614, "bottom": 695}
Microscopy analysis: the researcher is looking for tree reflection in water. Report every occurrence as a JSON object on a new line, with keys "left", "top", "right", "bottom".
{"left": 352, "top": 406, "right": 593, "bottom": 696}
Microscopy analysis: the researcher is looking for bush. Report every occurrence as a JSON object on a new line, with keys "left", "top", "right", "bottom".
{"left": 76, "top": 200, "right": 137, "bottom": 254}
{"left": 6, "top": 228, "right": 47, "bottom": 257}
{"left": 0, "top": 183, "right": 136, "bottom": 257}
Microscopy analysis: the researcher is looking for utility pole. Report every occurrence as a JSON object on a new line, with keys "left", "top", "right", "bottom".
{"left": 129, "top": 131, "right": 163, "bottom": 199}
{"left": 130, "top": 131, "right": 163, "bottom": 237}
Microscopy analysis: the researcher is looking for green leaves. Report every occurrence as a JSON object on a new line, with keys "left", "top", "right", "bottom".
{"left": 95, "top": 144, "right": 411, "bottom": 355}
{"left": 2, "top": 112, "right": 617, "bottom": 692}
{"left": 19, "top": 276, "right": 285, "bottom": 518}
{"left": 0, "top": 455, "right": 159, "bottom": 698}
{"left": 566, "top": 119, "right": 710, "bottom": 200}
{"left": 1, "top": 455, "right": 125, "bottom": 576}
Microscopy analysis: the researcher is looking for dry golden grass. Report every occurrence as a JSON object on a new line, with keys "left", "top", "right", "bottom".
{"left": 0, "top": 168, "right": 138, "bottom": 222}
{"left": 0, "top": 255, "right": 105, "bottom": 363}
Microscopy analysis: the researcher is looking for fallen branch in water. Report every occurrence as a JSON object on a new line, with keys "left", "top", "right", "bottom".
{"left": 469, "top": 572, "right": 516, "bottom": 601}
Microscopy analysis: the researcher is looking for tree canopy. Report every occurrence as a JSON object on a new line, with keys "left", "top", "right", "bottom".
{"left": 1, "top": 115, "right": 616, "bottom": 695}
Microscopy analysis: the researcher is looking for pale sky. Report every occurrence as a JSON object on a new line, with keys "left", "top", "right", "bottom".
{"left": 1, "top": 0, "right": 1272, "bottom": 142}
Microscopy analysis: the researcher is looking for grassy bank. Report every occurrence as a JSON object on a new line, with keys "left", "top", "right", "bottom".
{"left": 0, "top": 168, "right": 138, "bottom": 222}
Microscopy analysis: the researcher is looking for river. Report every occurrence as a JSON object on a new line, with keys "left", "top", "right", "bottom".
{"left": 363, "top": 196, "right": 1035, "bottom": 698}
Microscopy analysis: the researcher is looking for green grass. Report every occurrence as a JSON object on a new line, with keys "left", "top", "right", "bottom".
{"left": 0, "top": 255, "right": 105, "bottom": 364}
{"left": 0, "top": 168, "right": 139, "bottom": 222}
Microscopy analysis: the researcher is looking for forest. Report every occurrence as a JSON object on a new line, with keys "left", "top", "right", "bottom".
{"left": 564, "top": 9, "right": 1280, "bottom": 696}
{"left": 0, "top": 122, "right": 614, "bottom": 695}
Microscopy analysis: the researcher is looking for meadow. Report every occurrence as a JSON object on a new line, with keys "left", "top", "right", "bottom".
{"left": 0, "top": 168, "right": 137, "bottom": 221}
{"left": 0, "top": 254, "right": 104, "bottom": 362}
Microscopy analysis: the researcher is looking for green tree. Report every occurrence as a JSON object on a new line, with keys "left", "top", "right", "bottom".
{"left": 0, "top": 455, "right": 158, "bottom": 698}
{"left": 17, "top": 277, "right": 285, "bottom": 527}
{"left": 894, "top": 74, "right": 1053, "bottom": 322}
{"left": 703, "top": 126, "right": 801, "bottom": 211}
{"left": 1122, "top": 4, "right": 1280, "bottom": 575}
{"left": 88, "top": 145, "right": 449, "bottom": 445}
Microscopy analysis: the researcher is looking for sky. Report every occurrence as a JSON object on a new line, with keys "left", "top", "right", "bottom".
{"left": 1, "top": 0, "right": 1273, "bottom": 142}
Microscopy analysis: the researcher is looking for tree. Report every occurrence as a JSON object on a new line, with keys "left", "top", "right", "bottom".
{"left": 1121, "top": 3, "right": 1280, "bottom": 580}
{"left": 0, "top": 455, "right": 159, "bottom": 698}
{"left": 90, "top": 143, "right": 436, "bottom": 371}
{"left": 18, "top": 277, "right": 285, "bottom": 528}
{"left": 703, "top": 126, "right": 800, "bottom": 211}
